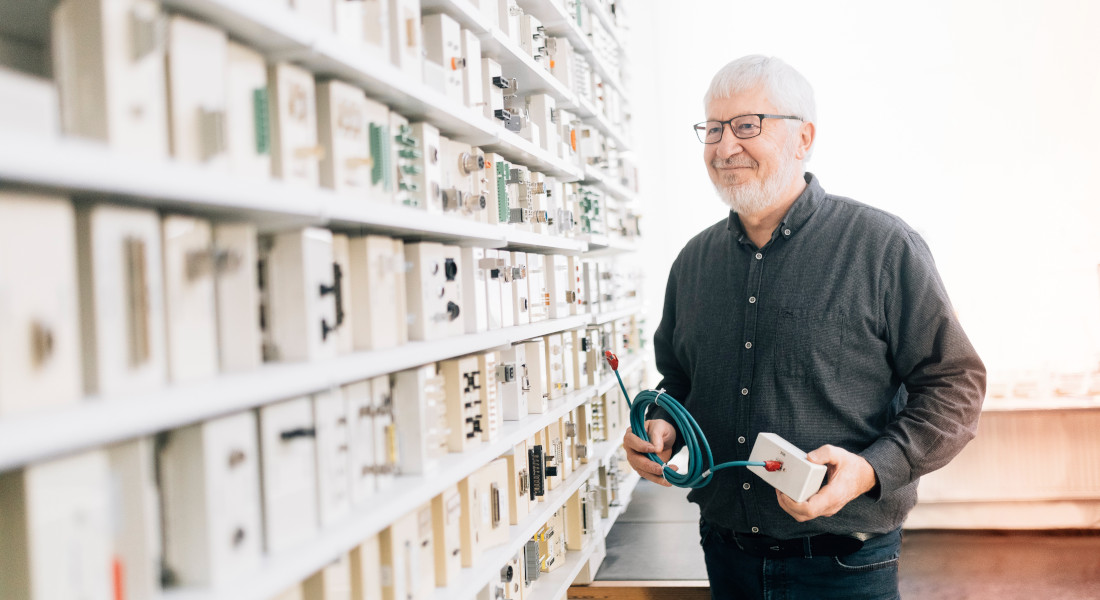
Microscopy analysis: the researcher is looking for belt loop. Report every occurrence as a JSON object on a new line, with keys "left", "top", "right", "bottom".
{"left": 803, "top": 536, "right": 813, "bottom": 559}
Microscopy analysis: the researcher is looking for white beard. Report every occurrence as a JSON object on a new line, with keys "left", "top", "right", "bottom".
{"left": 713, "top": 138, "right": 802, "bottom": 216}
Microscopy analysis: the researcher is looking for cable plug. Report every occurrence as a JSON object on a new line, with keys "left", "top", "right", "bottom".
{"left": 764, "top": 460, "right": 783, "bottom": 472}
{"left": 604, "top": 350, "right": 619, "bottom": 371}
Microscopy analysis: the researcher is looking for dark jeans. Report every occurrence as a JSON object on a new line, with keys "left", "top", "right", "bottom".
{"left": 699, "top": 518, "right": 902, "bottom": 600}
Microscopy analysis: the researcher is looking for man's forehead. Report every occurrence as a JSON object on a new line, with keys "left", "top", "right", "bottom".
{"left": 706, "top": 87, "right": 776, "bottom": 118}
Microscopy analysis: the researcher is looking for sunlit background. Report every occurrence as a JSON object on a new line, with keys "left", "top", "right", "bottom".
{"left": 630, "top": 0, "right": 1100, "bottom": 388}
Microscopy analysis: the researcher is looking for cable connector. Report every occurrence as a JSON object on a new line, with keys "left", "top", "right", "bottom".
{"left": 764, "top": 460, "right": 783, "bottom": 472}
{"left": 604, "top": 350, "right": 619, "bottom": 371}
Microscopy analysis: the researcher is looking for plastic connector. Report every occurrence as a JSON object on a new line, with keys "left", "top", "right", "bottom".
{"left": 604, "top": 350, "right": 619, "bottom": 371}
{"left": 764, "top": 460, "right": 783, "bottom": 472}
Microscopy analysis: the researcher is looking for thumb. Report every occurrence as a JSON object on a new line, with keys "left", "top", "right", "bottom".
{"left": 807, "top": 445, "right": 833, "bottom": 465}
{"left": 650, "top": 429, "right": 664, "bottom": 453}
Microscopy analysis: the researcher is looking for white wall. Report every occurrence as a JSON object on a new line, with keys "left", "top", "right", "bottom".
{"left": 630, "top": 0, "right": 1100, "bottom": 380}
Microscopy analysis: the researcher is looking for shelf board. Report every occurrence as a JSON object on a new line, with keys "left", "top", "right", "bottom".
{"left": 574, "top": 96, "right": 632, "bottom": 151}
{"left": 581, "top": 164, "right": 636, "bottom": 202}
{"left": 420, "top": 0, "right": 491, "bottom": 35}
{"left": 581, "top": 0, "right": 627, "bottom": 52}
{"left": 579, "top": 233, "right": 639, "bottom": 256}
{"left": 478, "top": 27, "right": 577, "bottom": 109}
{"left": 590, "top": 305, "right": 643, "bottom": 325}
{"left": 0, "top": 315, "right": 596, "bottom": 472}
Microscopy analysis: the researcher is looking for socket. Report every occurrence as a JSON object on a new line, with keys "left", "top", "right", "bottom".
{"left": 746, "top": 432, "right": 826, "bottom": 503}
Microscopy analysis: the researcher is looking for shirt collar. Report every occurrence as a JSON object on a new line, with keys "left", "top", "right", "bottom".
{"left": 726, "top": 172, "right": 825, "bottom": 243}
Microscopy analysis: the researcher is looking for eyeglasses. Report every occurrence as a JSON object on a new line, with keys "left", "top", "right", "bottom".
{"left": 693, "top": 114, "right": 802, "bottom": 144}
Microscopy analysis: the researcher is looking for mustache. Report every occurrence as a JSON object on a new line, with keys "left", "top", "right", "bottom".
{"left": 711, "top": 156, "right": 757, "bottom": 169}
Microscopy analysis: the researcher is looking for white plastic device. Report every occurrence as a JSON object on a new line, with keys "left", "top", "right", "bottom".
{"left": 746, "top": 432, "right": 827, "bottom": 503}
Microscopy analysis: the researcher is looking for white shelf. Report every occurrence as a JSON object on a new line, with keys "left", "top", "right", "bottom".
{"left": 602, "top": 471, "right": 641, "bottom": 534}
{"left": 421, "top": 0, "right": 491, "bottom": 34}
{"left": 0, "top": 315, "right": 593, "bottom": 472}
{"left": 159, "top": 393, "right": 616, "bottom": 600}
{"left": 590, "top": 305, "right": 643, "bottom": 325}
{"left": 580, "top": 234, "right": 639, "bottom": 256}
{"left": 581, "top": 164, "right": 636, "bottom": 203}
{"left": 574, "top": 95, "right": 632, "bottom": 151}
{"left": 582, "top": 0, "right": 627, "bottom": 52}
{"left": 515, "top": 0, "right": 627, "bottom": 99}
{"left": 478, "top": 27, "right": 577, "bottom": 109}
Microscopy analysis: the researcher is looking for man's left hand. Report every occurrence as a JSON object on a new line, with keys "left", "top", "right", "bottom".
{"left": 775, "top": 445, "right": 878, "bottom": 522}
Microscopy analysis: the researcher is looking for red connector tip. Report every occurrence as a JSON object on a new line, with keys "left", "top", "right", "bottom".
{"left": 764, "top": 461, "right": 783, "bottom": 472}
{"left": 604, "top": 351, "right": 619, "bottom": 371}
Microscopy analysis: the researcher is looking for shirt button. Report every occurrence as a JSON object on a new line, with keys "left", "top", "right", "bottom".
{"left": 741, "top": 388, "right": 749, "bottom": 396}
{"left": 751, "top": 527, "right": 760, "bottom": 533}
{"left": 748, "top": 296, "right": 756, "bottom": 304}
{"left": 783, "top": 228, "right": 792, "bottom": 236}
{"left": 738, "top": 436, "right": 746, "bottom": 444}
{"left": 743, "top": 483, "right": 751, "bottom": 490}
{"left": 755, "top": 252, "right": 763, "bottom": 260}
{"left": 745, "top": 341, "right": 752, "bottom": 349}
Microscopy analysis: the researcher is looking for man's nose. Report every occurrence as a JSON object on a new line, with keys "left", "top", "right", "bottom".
{"left": 715, "top": 123, "right": 744, "bottom": 158}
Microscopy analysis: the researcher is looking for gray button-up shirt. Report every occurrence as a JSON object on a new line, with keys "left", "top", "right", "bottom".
{"left": 651, "top": 172, "right": 986, "bottom": 539}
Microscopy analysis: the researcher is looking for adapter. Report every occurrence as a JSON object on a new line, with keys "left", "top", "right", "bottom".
{"left": 746, "top": 433, "right": 826, "bottom": 503}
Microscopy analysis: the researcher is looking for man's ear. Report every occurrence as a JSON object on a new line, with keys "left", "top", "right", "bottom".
{"left": 796, "top": 121, "right": 816, "bottom": 160}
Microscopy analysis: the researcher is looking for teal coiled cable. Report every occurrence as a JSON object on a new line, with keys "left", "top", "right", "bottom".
{"left": 607, "top": 351, "right": 767, "bottom": 488}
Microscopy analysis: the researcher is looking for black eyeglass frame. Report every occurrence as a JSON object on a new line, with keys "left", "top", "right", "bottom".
{"left": 693, "top": 113, "right": 803, "bottom": 144}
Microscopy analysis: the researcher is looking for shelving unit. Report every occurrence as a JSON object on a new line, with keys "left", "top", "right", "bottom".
{"left": 0, "top": 0, "right": 642, "bottom": 599}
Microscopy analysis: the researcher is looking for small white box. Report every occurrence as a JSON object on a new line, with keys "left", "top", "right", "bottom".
{"left": 258, "top": 397, "right": 319, "bottom": 552}
{"left": 519, "top": 15, "right": 547, "bottom": 68}
{"left": 404, "top": 242, "right": 462, "bottom": 341}
{"left": 526, "top": 253, "right": 548, "bottom": 323}
{"left": 441, "top": 355, "right": 485, "bottom": 453}
{"left": 408, "top": 122, "right": 443, "bottom": 211}
{"left": 51, "top": 0, "right": 169, "bottom": 155}
{"left": 331, "top": 234, "right": 355, "bottom": 355}
{"left": 510, "top": 251, "right": 530, "bottom": 326}
{"left": 481, "top": 57, "right": 508, "bottom": 124}
{"left": 527, "top": 94, "right": 558, "bottom": 156}
{"left": 422, "top": 13, "right": 464, "bottom": 104}
{"left": 0, "top": 193, "right": 81, "bottom": 417}
{"left": 390, "top": 112, "right": 418, "bottom": 207}
{"left": 460, "top": 247, "right": 489, "bottom": 334}
{"left": 498, "top": 344, "right": 528, "bottom": 420}
{"left": 0, "top": 451, "right": 112, "bottom": 600}
{"left": 380, "top": 510, "right": 428, "bottom": 600}
{"left": 431, "top": 485, "right": 462, "bottom": 586}
{"left": 259, "top": 228, "right": 340, "bottom": 362}
{"left": 747, "top": 433, "right": 828, "bottom": 503}
{"left": 363, "top": 97, "right": 394, "bottom": 204}
{"left": 348, "top": 235, "right": 408, "bottom": 350}
{"left": 0, "top": 65, "right": 59, "bottom": 136}
{"left": 564, "top": 482, "right": 596, "bottom": 551}
{"left": 495, "top": 249, "right": 517, "bottom": 328}
{"left": 333, "top": 0, "right": 365, "bottom": 43}
{"left": 166, "top": 15, "right": 229, "bottom": 168}
{"left": 268, "top": 62, "right": 322, "bottom": 186}
{"left": 483, "top": 249, "right": 504, "bottom": 329}
{"left": 158, "top": 412, "right": 263, "bottom": 588}
{"left": 458, "top": 459, "right": 510, "bottom": 568}
{"left": 213, "top": 223, "right": 262, "bottom": 372}
{"left": 478, "top": 352, "right": 502, "bottom": 443}
{"left": 344, "top": 380, "right": 376, "bottom": 506}
{"left": 439, "top": 138, "right": 487, "bottom": 217}
{"left": 388, "top": 0, "right": 423, "bottom": 78}
{"left": 362, "top": 0, "right": 391, "bottom": 63}
{"left": 560, "top": 331, "right": 576, "bottom": 396}
{"left": 370, "top": 375, "right": 399, "bottom": 491}
{"left": 314, "top": 388, "right": 352, "bottom": 527}
{"left": 317, "top": 80, "right": 372, "bottom": 196}
{"left": 161, "top": 215, "right": 219, "bottom": 383}
{"left": 476, "top": 0, "right": 500, "bottom": 30}
{"left": 544, "top": 254, "right": 571, "bottom": 320}
{"left": 225, "top": 41, "right": 272, "bottom": 179}
{"left": 544, "top": 333, "right": 566, "bottom": 401}
{"left": 350, "top": 534, "right": 384, "bottom": 600}
{"left": 76, "top": 204, "right": 167, "bottom": 396}
{"left": 522, "top": 338, "right": 548, "bottom": 413}
{"left": 107, "top": 438, "right": 161, "bottom": 600}
{"left": 582, "top": 260, "right": 601, "bottom": 313}
{"left": 391, "top": 365, "right": 449, "bottom": 475}
{"left": 461, "top": 29, "right": 483, "bottom": 109}
{"left": 548, "top": 36, "right": 575, "bottom": 93}
{"left": 497, "top": 0, "right": 523, "bottom": 45}
{"left": 504, "top": 441, "right": 531, "bottom": 524}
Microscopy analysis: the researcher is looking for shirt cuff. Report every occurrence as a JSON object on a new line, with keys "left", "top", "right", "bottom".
{"left": 859, "top": 438, "right": 912, "bottom": 500}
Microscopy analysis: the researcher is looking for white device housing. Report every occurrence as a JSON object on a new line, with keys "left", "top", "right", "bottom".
{"left": 421, "top": 13, "right": 464, "bottom": 104}
{"left": 388, "top": 0, "right": 423, "bottom": 78}
{"left": 268, "top": 62, "right": 322, "bottom": 186}
{"left": 510, "top": 251, "right": 530, "bottom": 325}
{"left": 225, "top": 41, "right": 272, "bottom": 179}
{"left": 161, "top": 215, "right": 219, "bottom": 383}
{"left": 747, "top": 432, "right": 828, "bottom": 503}
{"left": 460, "top": 247, "right": 490, "bottom": 334}
{"left": 526, "top": 253, "right": 548, "bottom": 323}
{"left": 362, "top": 97, "right": 394, "bottom": 204}
{"left": 498, "top": 344, "right": 528, "bottom": 420}
{"left": 409, "top": 121, "right": 443, "bottom": 211}
{"left": 316, "top": 79, "right": 371, "bottom": 196}
{"left": 461, "top": 29, "right": 483, "bottom": 109}
{"left": 258, "top": 397, "right": 319, "bottom": 553}
{"left": 431, "top": 485, "right": 462, "bottom": 586}
{"left": 344, "top": 380, "right": 376, "bottom": 506}
{"left": 0, "top": 193, "right": 82, "bottom": 417}
{"left": 158, "top": 411, "right": 263, "bottom": 588}
{"left": 260, "top": 228, "right": 340, "bottom": 363}
{"left": 314, "top": 387, "right": 352, "bottom": 526}
{"left": 391, "top": 365, "right": 448, "bottom": 475}
{"left": 165, "top": 15, "right": 229, "bottom": 168}
{"left": 348, "top": 235, "right": 408, "bottom": 350}
{"left": 213, "top": 223, "right": 262, "bottom": 372}
{"left": 51, "top": 0, "right": 169, "bottom": 156}
{"left": 522, "top": 338, "right": 548, "bottom": 413}
{"left": 0, "top": 65, "right": 59, "bottom": 136}
{"left": 107, "top": 438, "right": 161, "bottom": 600}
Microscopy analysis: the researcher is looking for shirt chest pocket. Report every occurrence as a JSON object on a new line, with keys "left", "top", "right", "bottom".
{"left": 774, "top": 306, "right": 849, "bottom": 380}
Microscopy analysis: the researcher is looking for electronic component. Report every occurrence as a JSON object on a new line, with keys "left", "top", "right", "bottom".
{"left": 526, "top": 253, "right": 548, "bottom": 323}
{"left": 460, "top": 247, "right": 490, "bottom": 334}
{"left": 314, "top": 387, "right": 352, "bottom": 526}
{"left": 257, "top": 397, "right": 319, "bottom": 553}
{"left": 544, "top": 254, "right": 572, "bottom": 320}
{"left": 330, "top": 234, "right": 355, "bottom": 354}
{"left": 564, "top": 482, "right": 597, "bottom": 551}
{"left": 161, "top": 215, "right": 219, "bottom": 383}
{"left": 51, "top": 0, "right": 169, "bottom": 155}
{"left": 522, "top": 338, "right": 549, "bottom": 413}
{"left": 404, "top": 242, "right": 463, "bottom": 341}
{"left": 548, "top": 36, "right": 575, "bottom": 93}
{"left": 391, "top": 365, "right": 449, "bottom": 474}
{"left": 458, "top": 459, "right": 511, "bottom": 567}
{"left": 573, "top": 399, "right": 595, "bottom": 464}
{"left": 408, "top": 121, "right": 443, "bottom": 211}
{"left": 522, "top": 539, "right": 540, "bottom": 589}
{"left": 268, "top": 62, "right": 322, "bottom": 186}
{"left": 499, "top": 551, "right": 524, "bottom": 600}
{"left": 526, "top": 442, "right": 549, "bottom": 501}
{"left": 519, "top": 14, "right": 547, "bottom": 67}
{"left": 348, "top": 235, "right": 409, "bottom": 350}
{"left": 165, "top": 15, "right": 228, "bottom": 168}
{"left": 388, "top": 0, "right": 423, "bottom": 78}
{"left": 504, "top": 441, "right": 531, "bottom": 524}
{"left": 391, "top": 112, "right": 420, "bottom": 208}
{"left": 258, "top": 228, "right": 341, "bottom": 362}
{"left": 345, "top": 380, "right": 377, "bottom": 507}
{"left": 350, "top": 534, "right": 384, "bottom": 600}
{"left": 498, "top": 343, "right": 529, "bottom": 420}
{"left": 422, "top": 13, "right": 465, "bottom": 103}
{"left": 370, "top": 374, "right": 399, "bottom": 490}
{"left": 498, "top": 0, "right": 523, "bottom": 46}
{"left": 0, "top": 450, "right": 113, "bottom": 600}
{"left": 535, "top": 509, "right": 565, "bottom": 572}
{"left": 158, "top": 412, "right": 262, "bottom": 588}
{"left": 107, "top": 438, "right": 161, "bottom": 599}
{"left": 481, "top": 57, "right": 510, "bottom": 125}
{"left": 379, "top": 509, "right": 428, "bottom": 600}
{"left": 478, "top": 352, "right": 502, "bottom": 442}
{"left": 510, "top": 251, "right": 530, "bottom": 326}
{"left": 544, "top": 332, "right": 567, "bottom": 400}
{"left": 224, "top": 41, "right": 271, "bottom": 178}
{"left": 364, "top": 97, "right": 395, "bottom": 204}
{"left": 483, "top": 249, "right": 505, "bottom": 328}
{"left": 0, "top": 193, "right": 81, "bottom": 417}
{"left": 431, "top": 485, "right": 463, "bottom": 586}
{"left": 213, "top": 223, "right": 262, "bottom": 372}
{"left": 441, "top": 138, "right": 489, "bottom": 218}
{"left": 76, "top": 204, "right": 167, "bottom": 396}
{"left": 441, "top": 355, "right": 485, "bottom": 453}
{"left": 527, "top": 94, "right": 558, "bottom": 156}
{"left": 317, "top": 79, "right": 372, "bottom": 196}
{"left": 747, "top": 433, "right": 826, "bottom": 503}
{"left": 543, "top": 420, "right": 565, "bottom": 490}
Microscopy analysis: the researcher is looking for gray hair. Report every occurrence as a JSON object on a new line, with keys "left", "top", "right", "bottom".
{"left": 704, "top": 55, "right": 816, "bottom": 159}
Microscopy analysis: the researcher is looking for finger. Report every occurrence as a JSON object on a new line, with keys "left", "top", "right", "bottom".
{"left": 806, "top": 444, "right": 838, "bottom": 465}
{"left": 627, "top": 453, "right": 666, "bottom": 477}
{"left": 638, "top": 468, "right": 672, "bottom": 487}
{"left": 647, "top": 426, "right": 664, "bottom": 452}
{"left": 623, "top": 430, "right": 657, "bottom": 454}
{"left": 775, "top": 489, "right": 815, "bottom": 522}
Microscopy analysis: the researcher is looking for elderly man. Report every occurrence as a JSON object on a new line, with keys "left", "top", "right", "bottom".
{"left": 622, "top": 55, "right": 986, "bottom": 599}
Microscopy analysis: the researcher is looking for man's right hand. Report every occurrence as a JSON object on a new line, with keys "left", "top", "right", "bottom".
{"left": 623, "top": 419, "right": 678, "bottom": 487}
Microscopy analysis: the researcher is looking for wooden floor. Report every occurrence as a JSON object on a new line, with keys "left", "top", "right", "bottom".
{"left": 567, "top": 581, "right": 709, "bottom": 600}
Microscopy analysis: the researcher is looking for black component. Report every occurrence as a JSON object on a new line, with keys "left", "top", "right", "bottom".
{"left": 492, "top": 75, "right": 511, "bottom": 89}
{"left": 280, "top": 427, "right": 317, "bottom": 441}
{"left": 501, "top": 564, "right": 514, "bottom": 583}
{"left": 446, "top": 300, "right": 461, "bottom": 320}
{"left": 528, "top": 445, "right": 547, "bottom": 499}
{"left": 320, "top": 262, "right": 345, "bottom": 340}
{"left": 444, "top": 258, "right": 458, "bottom": 281}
